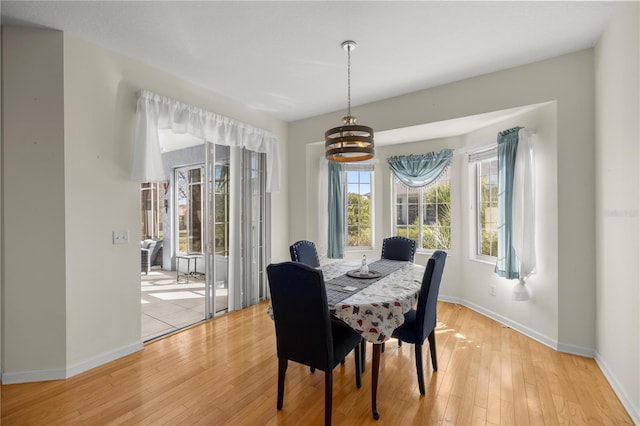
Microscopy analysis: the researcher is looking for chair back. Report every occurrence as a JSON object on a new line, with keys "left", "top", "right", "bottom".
{"left": 150, "top": 239, "right": 163, "bottom": 266}
{"left": 415, "top": 250, "right": 447, "bottom": 342}
{"left": 267, "top": 262, "right": 333, "bottom": 370}
{"left": 381, "top": 236, "right": 417, "bottom": 262}
{"left": 289, "top": 240, "right": 321, "bottom": 267}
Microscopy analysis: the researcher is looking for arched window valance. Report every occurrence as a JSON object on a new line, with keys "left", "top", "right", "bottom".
{"left": 131, "top": 90, "right": 280, "bottom": 192}
{"left": 387, "top": 149, "right": 453, "bottom": 188}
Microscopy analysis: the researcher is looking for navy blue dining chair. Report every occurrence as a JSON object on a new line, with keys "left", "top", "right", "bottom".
{"left": 360, "top": 236, "right": 417, "bottom": 366}
{"left": 289, "top": 240, "right": 341, "bottom": 372}
{"left": 267, "top": 261, "right": 362, "bottom": 426}
{"left": 381, "top": 236, "right": 417, "bottom": 262}
{"left": 391, "top": 250, "right": 447, "bottom": 395}
{"left": 289, "top": 240, "right": 321, "bottom": 267}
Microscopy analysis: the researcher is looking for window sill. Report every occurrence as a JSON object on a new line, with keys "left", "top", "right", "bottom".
{"left": 470, "top": 256, "right": 496, "bottom": 266}
{"left": 345, "top": 247, "right": 373, "bottom": 253}
{"left": 416, "top": 249, "right": 451, "bottom": 255}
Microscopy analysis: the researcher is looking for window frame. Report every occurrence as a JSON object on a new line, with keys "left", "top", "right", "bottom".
{"left": 175, "top": 164, "right": 205, "bottom": 255}
{"left": 343, "top": 164, "right": 374, "bottom": 250}
{"left": 470, "top": 147, "right": 499, "bottom": 261}
{"left": 140, "top": 182, "right": 165, "bottom": 240}
{"left": 392, "top": 167, "right": 451, "bottom": 252}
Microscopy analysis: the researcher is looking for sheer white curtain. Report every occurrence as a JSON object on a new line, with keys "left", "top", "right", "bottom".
{"left": 511, "top": 128, "right": 536, "bottom": 300}
{"left": 131, "top": 90, "right": 280, "bottom": 192}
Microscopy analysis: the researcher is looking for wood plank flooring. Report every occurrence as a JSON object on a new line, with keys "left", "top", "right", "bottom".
{"left": 1, "top": 301, "right": 633, "bottom": 425}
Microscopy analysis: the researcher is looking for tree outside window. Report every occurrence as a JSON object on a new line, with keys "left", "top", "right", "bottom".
{"left": 175, "top": 165, "right": 204, "bottom": 254}
{"left": 477, "top": 157, "right": 498, "bottom": 257}
{"left": 214, "top": 160, "right": 230, "bottom": 257}
{"left": 140, "top": 182, "right": 165, "bottom": 240}
{"left": 345, "top": 169, "right": 372, "bottom": 247}
{"left": 394, "top": 168, "right": 451, "bottom": 250}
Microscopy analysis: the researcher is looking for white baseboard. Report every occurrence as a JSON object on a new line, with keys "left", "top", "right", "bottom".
{"left": 1, "top": 341, "right": 144, "bottom": 384}
{"left": 595, "top": 352, "right": 640, "bottom": 425}
{"left": 438, "top": 295, "right": 595, "bottom": 357}
{"left": 66, "top": 341, "right": 144, "bottom": 379}
{"left": 1, "top": 366, "right": 68, "bottom": 384}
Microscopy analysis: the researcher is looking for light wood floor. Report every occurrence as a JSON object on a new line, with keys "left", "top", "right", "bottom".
{"left": 1, "top": 301, "right": 632, "bottom": 425}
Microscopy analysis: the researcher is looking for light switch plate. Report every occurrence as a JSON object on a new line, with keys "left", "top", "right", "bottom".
{"left": 113, "top": 230, "right": 129, "bottom": 245}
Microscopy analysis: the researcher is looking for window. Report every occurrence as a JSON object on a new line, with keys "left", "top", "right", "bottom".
{"left": 344, "top": 166, "right": 373, "bottom": 248}
{"left": 471, "top": 149, "right": 498, "bottom": 258}
{"left": 175, "top": 165, "right": 204, "bottom": 254}
{"left": 214, "top": 157, "right": 230, "bottom": 258}
{"left": 393, "top": 168, "right": 451, "bottom": 250}
{"left": 140, "top": 182, "right": 165, "bottom": 240}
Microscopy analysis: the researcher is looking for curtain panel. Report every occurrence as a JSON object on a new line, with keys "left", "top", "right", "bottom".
{"left": 387, "top": 149, "right": 453, "bottom": 188}
{"left": 131, "top": 90, "right": 281, "bottom": 192}
{"left": 317, "top": 156, "right": 329, "bottom": 257}
{"left": 495, "top": 127, "right": 521, "bottom": 280}
{"left": 327, "top": 161, "right": 345, "bottom": 259}
{"left": 512, "top": 128, "right": 536, "bottom": 282}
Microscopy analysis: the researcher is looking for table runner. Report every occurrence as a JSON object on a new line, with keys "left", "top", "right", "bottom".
{"left": 330, "top": 261, "right": 424, "bottom": 343}
{"left": 324, "top": 259, "right": 408, "bottom": 306}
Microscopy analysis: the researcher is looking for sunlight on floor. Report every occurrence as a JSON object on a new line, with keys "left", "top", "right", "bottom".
{"left": 149, "top": 291, "right": 204, "bottom": 300}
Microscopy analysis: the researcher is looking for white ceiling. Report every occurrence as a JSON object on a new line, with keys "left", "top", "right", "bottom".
{"left": 2, "top": 1, "right": 616, "bottom": 126}
{"left": 1, "top": 1, "right": 618, "bottom": 148}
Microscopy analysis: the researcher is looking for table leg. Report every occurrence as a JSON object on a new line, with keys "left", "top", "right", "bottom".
{"left": 371, "top": 343, "right": 381, "bottom": 420}
{"left": 193, "top": 257, "right": 198, "bottom": 278}
{"left": 176, "top": 257, "right": 192, "bottom": 283}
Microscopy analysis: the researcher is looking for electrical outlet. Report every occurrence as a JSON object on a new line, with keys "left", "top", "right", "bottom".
{"left": 489, "top": 284, "right": 496, "bottom": 296}
{"left": 112, "top": 230, "right": 129, "bottom": 245}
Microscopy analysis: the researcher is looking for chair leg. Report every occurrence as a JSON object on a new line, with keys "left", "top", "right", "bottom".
{"left": 360, "top": 339, "right": 366, "bottom": 373}
{"left": 415, "top": 343, "right": 425, "bottom": 395}
{"left": 324, "top": 370, "right": 333, "bottom": 426}
{"left": 354, "top": 342, "right": 362, "bottom": 389}
{"left": 428, "top": 329, "right": 438, "bottom": 371}
{"left": 277, "top": 358, "right": 288, "bottom": 409}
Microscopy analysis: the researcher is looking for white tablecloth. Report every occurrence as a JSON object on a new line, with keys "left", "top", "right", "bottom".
{"left": 321, "top": 260, "right": 424, "bottom": 343}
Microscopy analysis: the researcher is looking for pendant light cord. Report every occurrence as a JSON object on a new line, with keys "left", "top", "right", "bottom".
{"left": 347, "top": 43, "right": 351, "bottom": 117}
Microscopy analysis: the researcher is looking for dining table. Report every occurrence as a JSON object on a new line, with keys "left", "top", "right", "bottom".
{"left": 319, "top": 258, "right": 425, "bottom": 420}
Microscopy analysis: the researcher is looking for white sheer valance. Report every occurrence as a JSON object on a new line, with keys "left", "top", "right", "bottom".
{"left": 131, "top": 89, "right": 280, "bottom": 192}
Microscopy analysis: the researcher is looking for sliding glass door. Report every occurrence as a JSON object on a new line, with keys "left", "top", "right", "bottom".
{"left": 239, "top": 149, "right": 268, "bottom": 307}
{"left": 205, "top": 144, "right": 231, "bottom": 315}
{"left": 204, "top": 142, "right": 269, "bottom": 317}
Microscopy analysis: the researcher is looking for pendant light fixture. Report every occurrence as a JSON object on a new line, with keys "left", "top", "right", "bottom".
{"left": 325, "top": 40, "right": 374, "bottom": 162}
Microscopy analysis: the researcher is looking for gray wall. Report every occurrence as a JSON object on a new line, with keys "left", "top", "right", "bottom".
{"left": 2, "top": 27, "right": 67, "bottom": 376}
{"left": 594, "top": 2, "right": 639, "bottom": 421}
